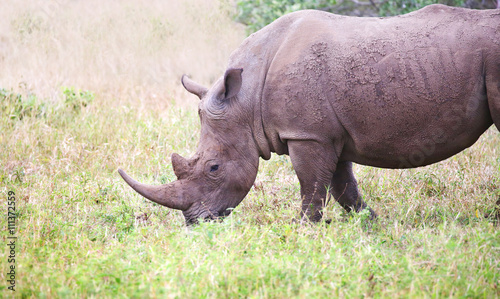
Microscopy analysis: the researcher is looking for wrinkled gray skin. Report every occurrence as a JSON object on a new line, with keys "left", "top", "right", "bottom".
{"left": 119, "top": 5, "right": 500, "bottom": 225}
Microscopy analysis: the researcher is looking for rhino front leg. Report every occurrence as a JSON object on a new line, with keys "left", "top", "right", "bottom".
{"left": 288, "top": 141, "right": 338, "bottom": 222}
{"left": 330, "top": 161, "right": 377, "bottom": 219}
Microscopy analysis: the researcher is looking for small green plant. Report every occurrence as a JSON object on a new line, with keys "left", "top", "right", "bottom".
{"left": 0, "top": 88, "right": 46, "bottom": 121}
{"left": 62, "top": 86, "right": 94, "bottom": 112}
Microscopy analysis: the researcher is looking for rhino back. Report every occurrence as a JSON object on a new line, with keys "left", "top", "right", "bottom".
{"left": 252, "top": 5, "right": 499, "bottom": 168}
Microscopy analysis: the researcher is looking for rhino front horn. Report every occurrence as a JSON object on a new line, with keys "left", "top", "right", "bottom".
{"left": 118, "top": 169, "right": 192, "bottom": 211}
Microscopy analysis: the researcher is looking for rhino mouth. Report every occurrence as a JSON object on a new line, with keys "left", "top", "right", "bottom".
{"left": 183, "top": 205, "right": 234, "bottom": 225}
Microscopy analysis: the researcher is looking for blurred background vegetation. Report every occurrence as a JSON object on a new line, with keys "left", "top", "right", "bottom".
{"left": 235, "top": 0, "right": 499, "bottom": 33}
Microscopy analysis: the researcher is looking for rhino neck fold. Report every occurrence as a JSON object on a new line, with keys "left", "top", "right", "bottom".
{"left": 247, "top": 62, "right": 275, "bottom": 161}
{"left": 253, "top": 101, "right": 272, "bottom": 160}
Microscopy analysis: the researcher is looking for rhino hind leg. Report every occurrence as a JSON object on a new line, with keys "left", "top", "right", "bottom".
{"left": 330, "top": 161, "right": 377, "bottom": 219}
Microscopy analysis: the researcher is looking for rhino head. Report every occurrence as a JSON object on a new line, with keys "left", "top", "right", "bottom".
{"left": 119, "top": 68, "right": 260, "bottom": 225}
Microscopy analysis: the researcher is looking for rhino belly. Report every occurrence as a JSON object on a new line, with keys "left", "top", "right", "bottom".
{"left": 338, "top": 92, "right": 492, "bottom": 169}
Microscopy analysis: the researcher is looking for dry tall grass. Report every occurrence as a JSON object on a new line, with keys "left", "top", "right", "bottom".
{"left": 0, "top": 0, "right": 245, "bottom": 108}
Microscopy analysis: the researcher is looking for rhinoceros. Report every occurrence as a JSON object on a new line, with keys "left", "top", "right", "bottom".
{"left": 119, "top": 4, "right": 500, "bottom": 225}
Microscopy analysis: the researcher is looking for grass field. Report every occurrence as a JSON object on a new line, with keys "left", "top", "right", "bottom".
{"left": 1, "top": 1, "right": 499, "bottom": 298}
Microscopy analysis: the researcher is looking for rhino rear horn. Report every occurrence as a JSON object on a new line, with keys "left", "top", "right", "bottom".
{"left": 181, "top": 75, "right": 208, "bottom": 99}
{"left": 118, "top": 169, "right": 192, "bottom": 211}
{"left": 171, "top": 153, "right": 189, "bottom": 179}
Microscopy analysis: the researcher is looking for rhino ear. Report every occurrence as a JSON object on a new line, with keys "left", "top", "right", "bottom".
{"left": 218, "top": 68, "right": 243, "bottom": 100}
{"left": 181, "top": 75, "right": 208, "bottom": 100}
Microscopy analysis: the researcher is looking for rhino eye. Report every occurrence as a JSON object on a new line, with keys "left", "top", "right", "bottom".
{"left": 210, "top": 165, "right": 219, "bottom": 172}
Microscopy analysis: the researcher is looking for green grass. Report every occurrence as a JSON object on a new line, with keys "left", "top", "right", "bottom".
{"left": 1, "top": 87, "right": 499, "bottom": 298}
